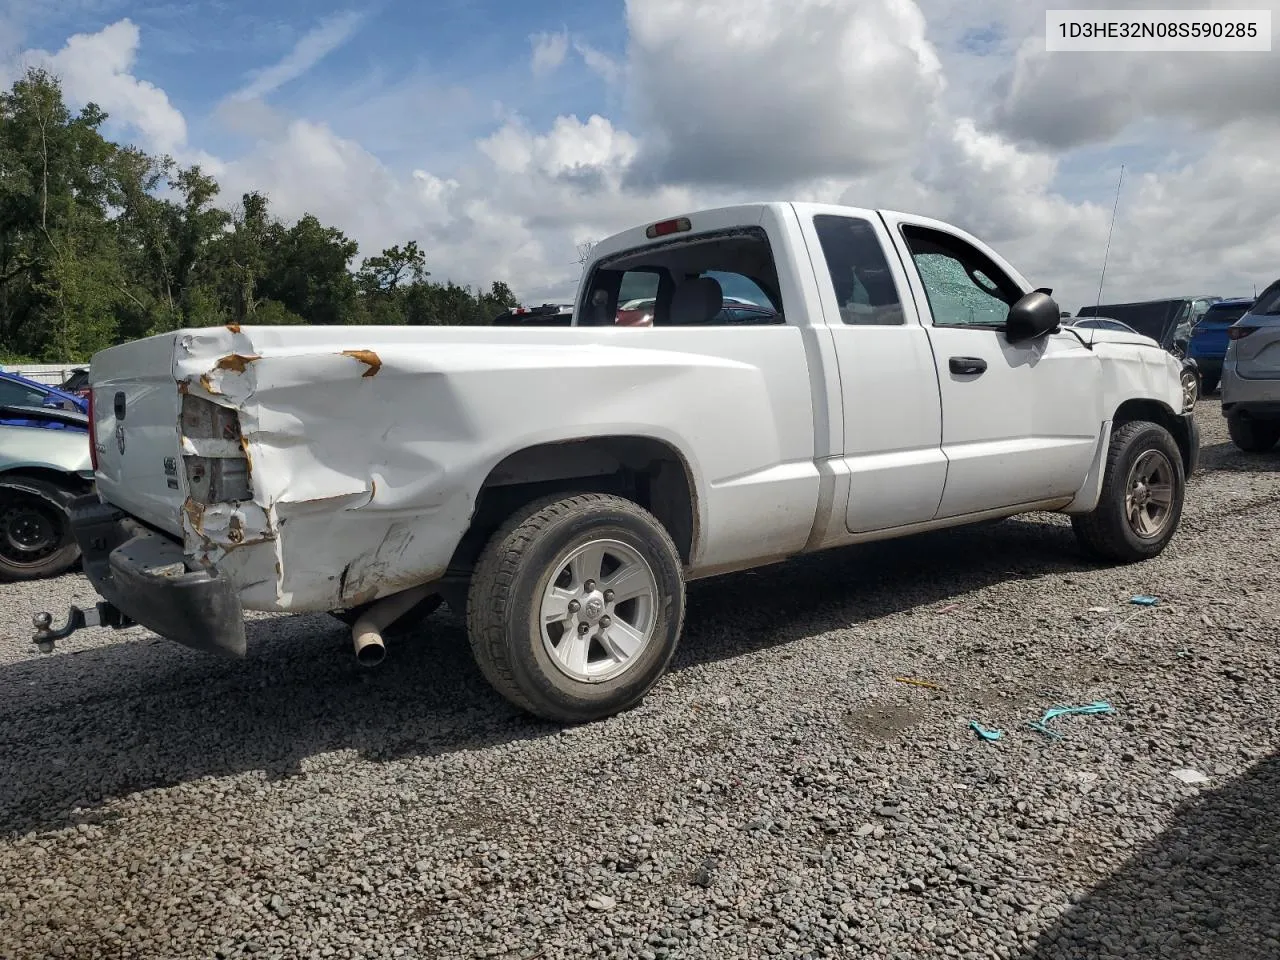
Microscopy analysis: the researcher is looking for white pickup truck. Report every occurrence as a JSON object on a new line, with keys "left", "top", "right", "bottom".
{"left": 35, "top": 202, "right": 1198, "bottom": 723}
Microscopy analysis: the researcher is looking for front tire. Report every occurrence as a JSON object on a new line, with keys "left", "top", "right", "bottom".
{"left": 467, "top": 493, "right": 686, "bottom": 724}
{"left": 1071, "top": 421, "right": 1185, "bottom": 563}
{"left": 0, "top": 478, "right": 81, "bottom": 581}
{"left": 1227, "top": 416, "right": 1280, "bottom": 453}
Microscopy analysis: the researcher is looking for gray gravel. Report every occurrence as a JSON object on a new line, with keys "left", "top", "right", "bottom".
{"left": 3, "top": 399, "right": 1280, "bottom": 960}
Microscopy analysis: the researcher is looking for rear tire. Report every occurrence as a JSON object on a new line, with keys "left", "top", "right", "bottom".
{"left": 467, "top": 493, "right": 686, "bottom": 724}
{"left": 1227, "top": 416, "right": 1280, "bottom": 453}
{"left": 1071, "top": 421, "right": 1185, "bottom": 563}
{"left": 0, "top": 477, "right": 81, "bottom": 581}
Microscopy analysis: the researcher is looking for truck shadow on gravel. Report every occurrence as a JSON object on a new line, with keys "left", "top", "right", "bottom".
{"left": 2, "top": 516, "right": 1096, "bottom": 836}
{"left": 1016, "top": 752, "right": 1280, "bottom": 960}
{"left": 1197, "top": 439, "right": 1280, "bottom": 474}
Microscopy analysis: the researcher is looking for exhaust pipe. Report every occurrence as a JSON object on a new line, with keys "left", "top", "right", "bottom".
{"left": 351, "top": 585, "right": 433, "bottom": 667}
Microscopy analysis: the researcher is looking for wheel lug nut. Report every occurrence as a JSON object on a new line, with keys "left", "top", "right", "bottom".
{"left": 600, "top": 616, "right": 611, "bottom": 627}
{"left": 584, "top": 580, "right": 596, "bottom": 592}
{"left": 603, "top": 589, "right": 614, "bottom": 602}
{"left": 579, "top": 622, "right": 590, "bottom": 634}
{"left": 568, "top": 600, "right": 580, "bottom": 613}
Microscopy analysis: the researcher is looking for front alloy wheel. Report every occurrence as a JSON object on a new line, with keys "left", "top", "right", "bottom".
{"left": 1071, "top": 420, "right": 1185, "bottom": 563}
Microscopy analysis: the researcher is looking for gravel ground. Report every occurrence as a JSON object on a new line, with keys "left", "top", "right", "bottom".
{"left": 3, "top": 399, "right": 1280, "bottom": 960}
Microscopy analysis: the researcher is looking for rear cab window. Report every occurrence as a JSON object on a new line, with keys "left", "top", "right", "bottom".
{"left": 580, "top": 226, "right": 785, "bottom": 328}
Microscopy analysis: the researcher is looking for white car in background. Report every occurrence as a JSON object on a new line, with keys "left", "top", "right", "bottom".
{"left": 1222, "top": 277, "right": 1280, "bottom": 452}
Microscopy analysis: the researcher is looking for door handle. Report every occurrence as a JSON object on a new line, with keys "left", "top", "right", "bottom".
{"left": 949, "top": 356, "right": 987, "bottom": 376}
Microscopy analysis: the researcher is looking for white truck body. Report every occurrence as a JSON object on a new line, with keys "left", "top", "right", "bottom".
{"left": 50, "top": 202, "right": 1197, "bottom": 721}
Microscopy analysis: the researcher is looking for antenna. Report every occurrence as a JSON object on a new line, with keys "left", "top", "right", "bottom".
{"left": 1092, "top": 164, "right": 1125, "bottom": 347}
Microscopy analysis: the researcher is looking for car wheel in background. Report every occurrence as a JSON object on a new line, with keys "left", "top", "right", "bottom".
{"left": 1227, "top": 416, "right": 1280, "bottom": 454}
{"left": 467, "top": 492, "right": 686, "bottom": 724}
{"left": 1180, "top": 367, "right": 1199, "bottom": 410}
{"left": 1071, "top": 421, "right": 1185, "bottom": 563}
{"left": 0, "top": 477, "right": 82, "bottom": 581}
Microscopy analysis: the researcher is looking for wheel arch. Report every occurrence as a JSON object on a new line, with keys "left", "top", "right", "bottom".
{"left": 1113, "top": 398, "right": 1195, "bottom": 477}
{"left": 448, "top": 435, "right": 700, "bottom": 580}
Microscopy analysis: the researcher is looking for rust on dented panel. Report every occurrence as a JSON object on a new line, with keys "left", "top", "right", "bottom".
{"left": 199, "top": 374, "right": 220, "bottom": 395}
{"left": 342, "top": 349, "right": 382, "bottom": 378}
{"left": 182, "top": 497, "right": 207, "bottom": 534}
{"left": 214, "top": 353, "right": 260, "bottom": 373}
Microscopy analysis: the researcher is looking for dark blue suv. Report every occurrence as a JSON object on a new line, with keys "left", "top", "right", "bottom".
{"left": 1188, "top": 297, "right": 1255, "bottom": 394}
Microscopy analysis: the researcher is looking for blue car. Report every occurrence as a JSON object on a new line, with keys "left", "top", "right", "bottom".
{"left": 0, "top": 371, "right": 90, "bottom": 430}
{"left": 1189, "top": 297, "right": 1255, "bottom": 394}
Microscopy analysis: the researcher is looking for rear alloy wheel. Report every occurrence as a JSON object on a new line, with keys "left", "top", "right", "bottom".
{"left": 0, "top": 479, "right": 81, "bottom": 581}
{"left": 1227, "top": 416, "right": 1280, "bottom": 453}
{"left": 467, "top": 493, "right": 685, "bottom": 724}
{"left": 1071, "top": 421, "right": 1185, "bottom": 563}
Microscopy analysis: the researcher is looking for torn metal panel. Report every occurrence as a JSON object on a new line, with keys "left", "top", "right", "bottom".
{"left": 341, "top": 349, "right": 382, "bottom": 377}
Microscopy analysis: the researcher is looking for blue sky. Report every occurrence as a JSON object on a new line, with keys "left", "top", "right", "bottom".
{"left": 3, "top": 0, "right": 1278, "bottom": 309}
{"left": 11, "top": 0, "right": 628, "bottom": 174}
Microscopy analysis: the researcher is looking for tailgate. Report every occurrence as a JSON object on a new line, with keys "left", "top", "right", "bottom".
{"left": 90, "top": 333, "right": 186, "bottom": 536}
{"left": 1191, "top": 325, "right": 1230, "bottom": 357}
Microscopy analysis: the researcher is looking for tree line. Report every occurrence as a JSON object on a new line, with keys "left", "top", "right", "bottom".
{"left": 0, "top": 68, "right": 520, "bottom": 363}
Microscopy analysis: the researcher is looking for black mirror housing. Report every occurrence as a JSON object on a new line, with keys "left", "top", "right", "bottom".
{"left": 1005, "top": 290, "right": 1061, "bottom": 344}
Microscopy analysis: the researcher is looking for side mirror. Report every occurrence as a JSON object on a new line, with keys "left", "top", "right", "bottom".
{"left": 1005, "top": 290, "right": 1061, "bottom": 344}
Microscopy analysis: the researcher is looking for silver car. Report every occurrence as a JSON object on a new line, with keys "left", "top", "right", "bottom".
{"left": 0, "top": 409, "right": 94, "bottom": 580}
{"left": 1222, "top": 277, "right": 1280, "bottom": 452}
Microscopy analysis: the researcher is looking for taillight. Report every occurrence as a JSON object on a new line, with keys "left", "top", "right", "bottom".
{"left": 1228, "top": 326, "right": 1259, "bottom": 340}
{"left": 87, "top": 390, "right": 98, "bottom": 471}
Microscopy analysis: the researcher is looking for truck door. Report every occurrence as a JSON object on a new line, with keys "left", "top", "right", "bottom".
{"left": 796, "top": 205, "right": 946, "bottom": 533}
{"left": 881, "top": 213, "right": 1103, "bottom": 519}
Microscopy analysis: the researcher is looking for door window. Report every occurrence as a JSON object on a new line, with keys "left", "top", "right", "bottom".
{"left": 813, "top": 215, "right": 904, "bottom": 325}
{"left": 901, "top": 226, "right": 1023, "bottom": 329}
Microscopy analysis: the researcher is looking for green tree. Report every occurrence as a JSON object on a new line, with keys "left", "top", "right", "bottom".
{"left": 0, "top": 66, "right": 528, "bottom": 356}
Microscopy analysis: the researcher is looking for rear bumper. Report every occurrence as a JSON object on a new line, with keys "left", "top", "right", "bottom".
{"left": 69, "top": 496, "right": 247, "bottom": 657}
{"left": 1221, "top": 363, "right": 1280, "bottom": 417}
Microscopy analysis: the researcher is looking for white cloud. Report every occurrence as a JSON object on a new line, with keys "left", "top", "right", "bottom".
{"left": 18, "top": 19, "right": 187, "bottom": 155}
{"left": 7, "top": 7, "right": 1280, "bottom": 314}
{"left": 229, "top": 10, "right": 365, "bottom": 102}
{"left": 574, "top": 39, "right": 622, "bottom": 84}
{"left": 625, "top": 0, "right": 945, "bottom": 187}
{"left": 529, "top": 29, "right": 569, "bottom": 77}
